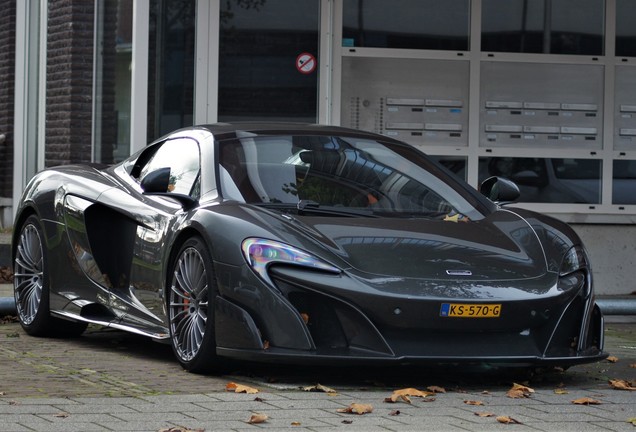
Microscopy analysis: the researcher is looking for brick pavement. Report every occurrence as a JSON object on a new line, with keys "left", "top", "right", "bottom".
{"left": 0, "top": 304, "right": 635, "bottom": 431}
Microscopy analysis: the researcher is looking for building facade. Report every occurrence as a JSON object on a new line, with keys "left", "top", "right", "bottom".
{"left": 2, "top": 0, "right": 636, "bottom": 295}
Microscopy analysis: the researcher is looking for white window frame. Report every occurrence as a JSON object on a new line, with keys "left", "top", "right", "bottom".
{"left": 13, "top": 0, "right": 47, "bottom": 222}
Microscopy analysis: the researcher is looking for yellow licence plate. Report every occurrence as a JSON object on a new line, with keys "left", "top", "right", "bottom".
{"left": 440, "top": 303, "right": 501, "bottom": 318}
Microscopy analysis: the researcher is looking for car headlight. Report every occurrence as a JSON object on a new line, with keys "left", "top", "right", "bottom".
{"left": 558, "top": 245, "right": 591, "bottom": 296}
{"left": 241, "top": 238, "right": 340, "bottom": 286}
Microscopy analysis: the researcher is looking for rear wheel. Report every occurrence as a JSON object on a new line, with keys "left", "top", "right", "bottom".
{"left": 168, "top": 236, "right": 220, "bottom": 373}
{"left": 14, "top": 215, "right": 87, "bottom": 337}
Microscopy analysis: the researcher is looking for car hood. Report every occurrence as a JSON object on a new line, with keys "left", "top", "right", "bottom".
{"left": 289, "top": 209, "right": 548, "bottom": 281}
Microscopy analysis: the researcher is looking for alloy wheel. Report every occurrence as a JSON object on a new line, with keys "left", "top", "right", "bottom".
{"left": 14, "top": 223, "right": 44, "bottom": 325}
{"left": 169, "top": 246, "right": 209, "bottom": 362}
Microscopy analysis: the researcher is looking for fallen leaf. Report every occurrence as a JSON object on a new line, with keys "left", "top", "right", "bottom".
{"left": 300, "top": 313, "right": 309, "bottom": 324}
{"left": 572, "top": 397, "right": 602, "bottom": 405}
{"left": 53, "top": 412, "right": 70, "bottom": 418}
{"left": 609, "top": 379, "right": 636, "bottom": 391}
{"left": 226, "top": 382, "right": 259, "bottom": 394}
{"left": 554, "top": 388, "right": 569, "bottom": 395}
{"left": 475, "top": 412, "right": 496, "bottom": 417}
{"left": 627, "top": 417, "right": 636, "bottom": 426}
{"left": 342, "top": 419, "right": 353, "bottom": 424}
{"left": 385, "top": 388, "right": 435, "bottom": 404}
{"left": 496, "top": 415, "right": 523, "bottom": 424}
{"left": 337, "top": 403, "right": 374, "bottom": 415}
{"left": 254, "top": 397, "right": 265, "bottom": 402}
{"left": 464, "top": 400, "right": 485, "bottom": 406}
{"left": 8, "top": 400, "right": 19, "bottom": 406}
{"left": 427, "top": 385, "right": 446, "bottom": 393}
{"left": 158, "top": 427, "right": 204, "bottom": 432}
{"left": 247, "top": 413, "right": 268, "bottom": 424}
{"left": 506, "top": 383, "right": 535, "bottom": 399}
{"left": 389, "top": 409, "right": 401, "bottom": 416}
{"left": 629, "top": 363, "right": 636, "bottom": 369}
{"left": 302, "top": 383, "right": 338, "bottom": 394}
{"left": 262, "top": 340, "right": 270, "bottom": 350}
{"left": 0, "top": 391, "right": 4, "bottom": 396}
{"left": 607, "top": 356, "right": 619, "bottom": 363}
{"left": 291, "top": 421, "right": 301, "bottom": 426}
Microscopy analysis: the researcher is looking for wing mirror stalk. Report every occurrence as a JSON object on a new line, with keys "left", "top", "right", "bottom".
{"left": 140, "top": 167, "right": 197, "bottom": 209}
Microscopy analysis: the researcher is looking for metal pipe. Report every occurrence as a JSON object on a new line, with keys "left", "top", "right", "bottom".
{"left": 0, "top": 297, "right": 16, "bottom": 316}
{"left": 597, "top": 299, "right": 636, "bottom": 315}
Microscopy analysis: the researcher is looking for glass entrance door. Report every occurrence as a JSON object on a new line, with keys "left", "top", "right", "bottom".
{"left": 218, "top": 0, "right": 320, "bottom": 122}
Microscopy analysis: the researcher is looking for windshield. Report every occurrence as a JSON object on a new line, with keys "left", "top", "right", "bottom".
{"left": 218, "top": 134, "right": 490, "bottom": 220}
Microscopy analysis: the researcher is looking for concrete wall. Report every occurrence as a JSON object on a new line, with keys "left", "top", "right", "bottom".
{"left": 572, "top": 224, "right": 636, "bottom": 296}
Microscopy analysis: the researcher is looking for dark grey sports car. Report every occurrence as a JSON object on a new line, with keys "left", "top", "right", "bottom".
{"left": 12, "top": 123, "right": 606, "bottom": 373}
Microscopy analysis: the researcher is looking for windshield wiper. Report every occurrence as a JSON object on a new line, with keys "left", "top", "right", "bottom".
{"left": 253, "top": 201, "right": 377, "bottom": 218}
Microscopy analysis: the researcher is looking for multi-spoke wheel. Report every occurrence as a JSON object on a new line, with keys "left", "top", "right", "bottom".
{"left": 168, "top": 236, "right": 220, "bottom": 373}
{"left": 14, "top": 215, "right": 86, "bottom": 337}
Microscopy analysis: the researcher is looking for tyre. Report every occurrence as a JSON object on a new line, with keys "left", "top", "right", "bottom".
{"left": 168, "top": 236, "right": 221, "bottom": 373}
{"left": 13, "top": 215, "right": 87, "bottom": 337}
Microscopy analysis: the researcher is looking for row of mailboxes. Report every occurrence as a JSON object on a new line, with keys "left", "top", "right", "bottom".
{"left": 341, "top": 57, "right": 636, "bottom": 151}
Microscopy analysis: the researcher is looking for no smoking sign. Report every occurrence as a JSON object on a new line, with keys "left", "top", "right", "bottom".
{"left": 296, "top": 52, "right": 317, "bottom": 75}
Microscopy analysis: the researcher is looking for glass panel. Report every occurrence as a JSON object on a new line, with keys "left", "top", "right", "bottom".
{"left": 218, "top": 0, "right": 319, "bottom": 122}
{"left": 342, "top": 0, "right": 469, "bottom": 50}
{"left": 219, "top": 135, "right": 488, "bottom": 219}
{"left": 613, "top": 160, "right": 636, "bottom": 204}
{"left": 430, "top": 156, "right": 467, "bottom": 182}
{"left": 94, "top": 0, "right": 133, "bottom": 164}
{"left": 482, "top": 0, "right": 604, "bottom": 55}
{"left": 479, "top": 157, "right": 601, "bottom": 203}
{"left": 616, "top": 0, "right": 636, "bottom": 57}
{"left": 147, "top": 0, "right": 196, "bottom": 142}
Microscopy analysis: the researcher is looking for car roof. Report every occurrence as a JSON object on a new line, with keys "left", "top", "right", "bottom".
{"left": 187, "top": 122, "right": 403, "bottom": 143}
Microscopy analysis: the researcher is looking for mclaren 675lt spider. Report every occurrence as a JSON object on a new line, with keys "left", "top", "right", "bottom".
{"left": 12, "top": 123, "right": 606, "bottom": 373}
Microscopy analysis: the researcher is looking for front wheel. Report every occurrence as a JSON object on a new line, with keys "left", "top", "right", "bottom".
{"left": 168, "top": 236, "right": 221, "bottom": 373}
{"left": 14, "top": 214, "right": 87, "bottom": 337}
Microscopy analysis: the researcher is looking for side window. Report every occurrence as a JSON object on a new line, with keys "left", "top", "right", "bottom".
{"left": 138, "top": 138, "right": 201, "bottom": 197}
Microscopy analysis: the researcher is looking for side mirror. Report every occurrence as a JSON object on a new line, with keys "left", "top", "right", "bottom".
{"left": 140, "top": 167, "right": 197, "bottom": 208}
{"left": 140, "top": 167, "right": 171, "bottom": 193}
{"left": 479, "top": 176, "right": 520, "bottom": 203}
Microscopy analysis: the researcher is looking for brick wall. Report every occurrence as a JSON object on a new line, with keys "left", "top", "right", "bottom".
{"left": 46, "top": 0, "right": 95, "bottom": 166}
{"left": 0, "top": 0, "right": 15, "bottom": 198}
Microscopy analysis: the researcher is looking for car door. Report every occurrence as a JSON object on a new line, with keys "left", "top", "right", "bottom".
{"left": 102, "top": 136, "right": 202, "bottom": 332}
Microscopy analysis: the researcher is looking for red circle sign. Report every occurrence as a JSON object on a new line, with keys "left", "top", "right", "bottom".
{"left": 296, "top": 52, "right": 317, "bottom": 75}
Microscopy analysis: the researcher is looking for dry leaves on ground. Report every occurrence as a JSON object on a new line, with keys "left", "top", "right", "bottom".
{"left": 496, "top": 415, "right": 523, "bottom": 424}
{"left": 475, "top": 412, "right": 496, "bottom": 418}
{"left": 609, "top": 379, "right": 636, "bottom": 391}
{"left": 0, "top": 267, "right": 13, "bottom": 283}
{"left": 337, "top": 403, "right": 374, "bottom": 415}
{"left": 464, "top": 400, "right": 485, "bottom": 406}
{"left": 302, "top": 383, "right": 338, "bottom": 394}
{"left": 158, "top": 427, "right": 204, "bottom": 432}
{"left": 506, "top": 383, "right": 535, "bottom": 399}
{"left": 572, "top": 397, "right": 602, "bottom": 405}
{"left": 226, "top": 382, "right": 259, "bottom": 394}
{"left": 427, "top": 385, "right": 446, "bottom": 393}
{"left": 247, "top": 413, "right": 268, "bottom": 424}
{"left": 607, "top": 356, "right": 619, "bottom": 363}
{"left": 385, "top": 388, "right": 435, "bottom": 404}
